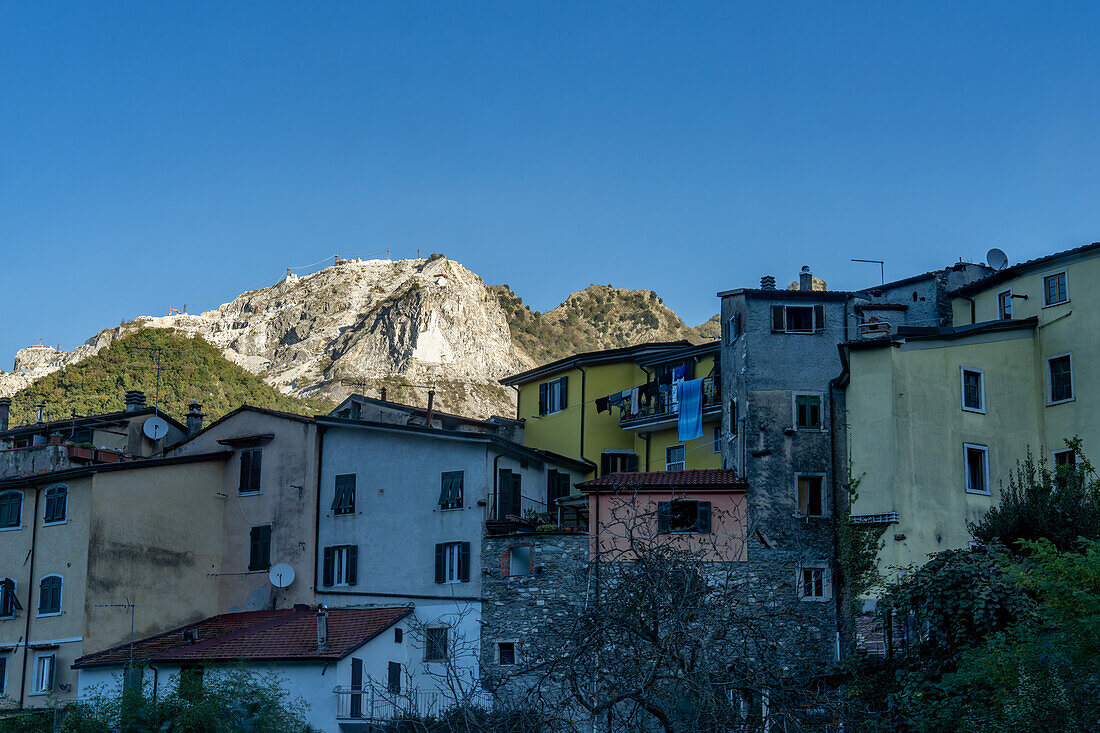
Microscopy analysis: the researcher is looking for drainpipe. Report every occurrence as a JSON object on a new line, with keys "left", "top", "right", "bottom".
{"left": 311, "top": 425, "right": 326, "bottom": 594}
{"left": 19, "top": 482, "right": 40, "bottom": 708}
{"left": 577, "top": 367, "right": 587, "bottom": 465}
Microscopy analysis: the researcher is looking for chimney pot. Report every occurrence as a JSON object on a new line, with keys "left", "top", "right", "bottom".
{"left": 186, "top": 401, "right": 204, "bottom": 436}
{"left": 380, "top": 388, "right": 387, "bottom": 402}
{"left": 425, "top": 389, "right": 436, "bottom": 427}
{"left": 0, "top": 397, "right": 10, "bottom": 432}
{"left": 760, "top": 275, "right": 777, "bottom": 290}
{"left": 799, "top": 266, "right": 814, "bottom": 291}
{"left": 316, "top": 605, "right": 329, "bottom": 651}
{"left": 36, "top": 403, "right": 45, "bottom": 423}
{"left": 124, "top": 391, "right": 146, "bottom": 413}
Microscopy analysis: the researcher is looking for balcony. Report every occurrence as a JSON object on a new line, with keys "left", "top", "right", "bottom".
{"left": 335, "top": 687, "right": 449, "bottom": 723}
{"left": 619, "top": 375, "right": 721, "bottom": 432}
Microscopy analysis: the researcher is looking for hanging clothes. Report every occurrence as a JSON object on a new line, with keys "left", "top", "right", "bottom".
{"left": 595, "top": 396, "right": 610, "bottom": 414}
{"left": 672, "top": 364, "right": 686, "bottom": 381}
{"left": 677, "top": 378, "right": 704, "bottom": 441}
{"left": 629, "top": 387, "right": 640, "bottom": 414}
{"left": 608, "top": 391, "right": 624, "bottom": 407}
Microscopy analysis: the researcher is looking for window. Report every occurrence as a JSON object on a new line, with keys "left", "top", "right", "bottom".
{"left": 0, "top": 492, "right": 22, "bottom": 529}
{"left": 497, "top": 469, "right": 521, "bottom": 518}
{"left": 435, "top": 542, "right": 470, "bottom": 584}
{"left": 249, "top": 525, "right": 272, "bottom": 571}
{"left": 33, "top": 653, "right": 54, "bottom": 694}
{"left": 964, "top": 444, "right": 990, "bottom": 494}
{"left": 439, "top": 471, "right": 464, "bottom": 510}
{"left": 797, "top": 476, "right": 824, "bottom": 517}
{"left": 0, "top": 579, "right": 20, "bottom": 618}
{"left": 508, "top": 545, "right": 531, "bottom": 576}
{"left": 713, "top": 426, "right": 721, "bottom": 453}
{"left": 1043, "top": 271, "right": 1068, "bottom": 305}
{"left": 0, "top": 656, "right": 6, "bottom": 696}
{"left": 997, "top": 289, "right": 1012, "bottom": 319}
{"left": 322, "top": 545, "right": 358, "bottom": 587}
{"left": 497, "top": 642, "right": 517, "bottom": 665}
{"left": 538, "top": 376, "right": 568, "bottom": 416}
{"left": 665, "top": 445, "right": 685, "bottom": 471}
{"left": 394, "top": 628, "right": 403, "bottom": 643}
{"left": 1048, "top": 354, "right": 1073, "bottom": 404}
{"left": 43, "top": 486, "right": 66, "bottom": 525}
{"left": 1054, "top": 449, "right": 1076, "bottom": 469}
{"left": 799, "top": 568, "right": 827, "bottom": 600}
{"left": 179, "top": 665, "right": 203, "bottom": 702}
{"left": 726, "top": 312, "right": 743, "bottom": 344}
{"left": 238, "top": 448, "right": 262, "bottom": 493}
{"left": 771, "top": 304, "right": 825, "bottom": 334}
{"left": 72, "top": 428, "right": 93, "bottom": 444}
{"left": 794, "top": 394, "right": 822, "bottom": 430}
{"left": 961, "top": 368, "right": 985, "bottom": 413}
{"left": 424, "top": 626, "right": 449, "bottom": 662}
{"left": 332, "top": 474, "right": 356, "bottom": 515}
{"left": 37, "top": 575, "right": 61, "bottom": 616}
{"left": 387, "top": 661, "right": 402, "bottom": 694}
{"left": 546, "top": 469, "right": 570, "bottom": 511}
{"left": 600, "top": 452, "right": 637, "bottom": 476}
{"left": 657, "top": 500, "right": 712, "bottom": 534}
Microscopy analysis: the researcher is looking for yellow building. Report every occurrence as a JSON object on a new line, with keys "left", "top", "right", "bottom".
{"left": 500, "top": 341, "right": 722, "bottom": 480}
{"left": 842, "top": 242, "right": 1100, "bottom": 589}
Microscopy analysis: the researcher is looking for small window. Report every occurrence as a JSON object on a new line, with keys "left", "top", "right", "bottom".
{"left": 394, "top": 627, "right": 403, "bottom": 643}
{"left": 713, "top": 426, "right": 721, "bottom": 454}
{"left": 439, "top": 471, "right": 464, "bottom": 510}
{"left": 435, "top": 542, "right": 470, "bottom": 584}
{"left": 727, "top": 313, "right": 743, "bottom": 344}
{"left": 1054, "top": 449, "right": 1076, "bottom": 469}
{"left": 794, "top": 394, "right": 822, "bottom": 430}
{"left": 508, "top": 545, "right": 531, "bottom": 576}
{"left": 37, "top": 575, "right": 61, "bottom": 616}
{"left": 71, "top": 428, "right": 93, "bottom": 444}
{"left": 238, "top": 448, "right": 262, "bottom": 493}
{"left": 538, "top": 376, "right": 568, "bottom": 416}
{"left": 964, "top": 444, "right": 990, "bottom": 494}
{"left": 657, "top": 500, "right": 712, "bottom": 534}
{"left": 1043, "top": 271, "right": 1068, "bottom": 305}
{"left": 332, "top": 474, "right": 356, "bottom": 515}
{"left": 43, "top": 486, "right": 67, "bottom": 525}
{"left": 786, "top": 306, "right": 814, "bottom": 333}
{"left": 797, "top": 476, "right": 824, "bottom": 517}
{"left": 546, "top": 469, "right": 570, "bottom": 511}
{"left": 33, "top": 653, "right": 54, "bottom": 694}
{"left": 0, "top": 579, "right": 21, "bottom": 618}
{"left": 0, "top": 492, "right": 22, "bottom": 529}
{"left": 1048, "top": 354, "right": 1073, "bottom": 404}
{"left": 424, "top": 626, "right": 449, "bottom": 662}
{"left": 997, "top": 289, "right": 1012, "bottom": 320}
{"left": 497, "top": 642, "right": 517, "bottom": 665}
{"left": 387, "top": 661, "right": 402, "bottom": 694}
{"left": 600, "top": 452, "right": 637, "bottom": 476}
{"left": 322, "top": 545, "right": 358, "bottom": 587}
{"left": 799, "top": 568, "right": 827, "bottom": 600}
{"left": 249, "top": 525, "right": 272, "bottom": 571}
{"left": 665, "top": 445, "right": 685, "bottom": 471}
{"left": 961, "top": 368, "right": 985, "bottom": 412}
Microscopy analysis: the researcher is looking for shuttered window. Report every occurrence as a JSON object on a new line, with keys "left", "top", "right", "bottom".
{"left": 770, "top": 304, "right": 826, "bottom": 333}
{"left": 387, "top": 661, "right": 402, "bottom": 694}
{"left": 435, "top": 542, "right": 470, "bottom": 583}
{"left": 238, "top": 449, "right": 262, "bottom": 493}
{"left": 546, "top": 470, "right": 571, "bottom": 511}
{"left": 795, "top": 394, "right": 822, "bottom": 429}
{"left": 43, "top": 486, "right": 67, "bottom": 524}
{"left": 0, "top": 492, "right": 22, "bottom": 528}
{"left": 37, "top": 576, "right": 61, "bottom": 615}
{"left": 0, "top": 579, "right": 21, "bottom": 617}
{"left": 332, "top": 474, "right": 356, "bottom": 515}
{"left": 537, "top": 376, "right": 568, "bottom": 416}
{"left": 322, "top": 545, "right": 358, "bottom": 586}
{"left": 797, "top": 476, "right": 824, "bottom": 517}
{"left": 439, "top": 471, "right": 464, "bottom": 510}
{"left": 249, "top": 525, "right": 272, "bottom": 571}
{"left": 498, "top": 470, "right": 521, "bottom": 519}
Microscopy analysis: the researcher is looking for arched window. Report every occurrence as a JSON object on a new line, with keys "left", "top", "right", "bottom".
{"left": 43, "top": 486, "right": 67, "bottom": 525}
{"left": 37, "top": 575, "right": 61, "bottom": 616}
{"left": 0, "top": 492, "right": 22, "bottom": 529}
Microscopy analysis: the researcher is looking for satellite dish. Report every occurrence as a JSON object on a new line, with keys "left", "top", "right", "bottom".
{"left": 269, "top": 563, "right": 295, "bottom": 589}
{"left": 986, "top": 248, "right": 1009, "bottom": 271}
{"left": 142, "top": 416, "right": 171, "bottom": 441}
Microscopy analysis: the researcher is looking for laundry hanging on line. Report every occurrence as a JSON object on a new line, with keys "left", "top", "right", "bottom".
{"left": 595, "top": 396, "right": 610, "bottom": 413}
{"left": 677, "top": 378, "right": 704, "bottom": 441}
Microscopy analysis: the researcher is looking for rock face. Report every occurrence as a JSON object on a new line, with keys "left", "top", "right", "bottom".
{"left": 0, "top": 256, "right": 716, "bottom": 419}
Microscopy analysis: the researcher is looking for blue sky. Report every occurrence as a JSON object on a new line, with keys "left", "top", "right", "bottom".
{"left": 3, "top": 2, "right": 1100, "bottom": 362}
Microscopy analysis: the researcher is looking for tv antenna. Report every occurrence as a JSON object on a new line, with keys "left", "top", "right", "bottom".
{"left": 852, "top": 258, "right": 885, "bottom": 284}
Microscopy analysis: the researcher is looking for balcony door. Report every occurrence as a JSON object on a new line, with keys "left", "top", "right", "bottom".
{"left": 350, "top": 657, "right": 363, "bottom": 718}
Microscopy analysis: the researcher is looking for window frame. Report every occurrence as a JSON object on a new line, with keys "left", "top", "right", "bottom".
{"left": 439, "top": 471, "right": 464, "bottom": 511}
{"left": 496, "top": 641, "right": 519, "bottom": 666}
{"left": 771, "top": 304, "right": 825, "bottom": 334}
{"left": 0, "top": 579, "right": 19, "bottom": 619}
{"left": 37, "top": 574, "right": 62, "bottom": 617}
{"left": 507, "top": 544, "right": 532, "bottom": 577}
{"left": 0, "top": 491, "right": 23, "bottom": 531}
{"left": 248, "top": 524, "right": 272, "bottom": 572}
{"left": 997, "top": 288, "right": 1012, "bottom": 320}
{"left": 960, "top": 367, "right": 986, "bottom": 414}
{"left": 1053, "top": 448, "right": 1077, "bottom": 469}
{"left": 423, "top": 625, "right": 450, "bottom": 663}
{"left": 712, "top": 426, "right": 722, "bottom": 454}
{"left": 323, "top": 545, "right": 358, "bottom": 587}
{"left": 43, "top": 485, "right": 68, "bottom": 526}
{"left": 797, "top": 566, "right": 829, "bottom": 601}
{"left": 665, "top": 445, "right": 685, "bottom": 471}
{"left": 657, "top": 499, "right": 712, "bottom": 534}
{"left": 792, "top": 392, "right": 824, "bottom": 431}
{"left": 1047, "top": 353, "right": 1074, "bottom": 405}
{"left": 795, "top": 474, "right": 826, "bottom": 518}
{"left": 238, "top": 448, "right": 263, "bottom": 494}
{"left": 1042, "top": 270, "right": 1069, "bottom": 307}
{"left": 441, "top": 542, "right": 463, "bottom": 584}
{"left": 31, "top": 652, "right": 54, "bottom": 695}
{"left": 332, "top": 474, "right": 357, "bottom": 516}
{"left": 963, "top": 443, "right": 991, "bottom": 495}
{"left": 538, "top": 376, "right": 568, "bottom": 416}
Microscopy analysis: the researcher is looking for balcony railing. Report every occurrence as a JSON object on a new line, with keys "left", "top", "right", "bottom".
{"left": 335, "top": 687, "right": 449, "bottom": 722}
{"left": 619, "top": 375, "right": 721, "bottom": 428}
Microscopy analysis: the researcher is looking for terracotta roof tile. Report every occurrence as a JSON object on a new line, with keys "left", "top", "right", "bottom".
{"left": 578, "top": 469, "right": 747, "bottom": 491}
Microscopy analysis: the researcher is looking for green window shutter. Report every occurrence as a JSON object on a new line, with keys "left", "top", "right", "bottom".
{"left": 657, "top": 502, "right": 671, "bottom": 534}
{"left": 434, "top": 544, "right": 445, "bottom": 583}
{"left": 238, "top": 451, "right": 251, "bottom": 492}
{"left": 322, "top": 547, "right": 334, "bottom": 587}
{"left": 626, "top": 454, "right": 639, "bottom": 472}
{"left": 697, "top": 502, "right": 712, "bottom": 533}
{"left": 538, "top": 383, "right": 548, "bottom": 415}
{"left": 813, "top": 304, "right": 825, "bottom": 331}
{"left": 459, "top": 542, "right": 471, "bottom": 582}
{"left": 771, "top": 305, "right": 785, "bottom": 332}
{"left": 346, "top": 546, "right": 358, "bottom": 585}
{"left": 558, "top": 376, "right": 568, "bottom": 411}
{"left": 250, "top": 449, "right": 262, "bottom": 491}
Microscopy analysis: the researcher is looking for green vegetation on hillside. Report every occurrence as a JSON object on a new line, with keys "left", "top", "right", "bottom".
{"left": 9, "top": 329, "right": 332, "bottom": 427}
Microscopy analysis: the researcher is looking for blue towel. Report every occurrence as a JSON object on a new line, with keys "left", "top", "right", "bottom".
{"left": 677, "top": 378, "right": 704, "bottom": 442}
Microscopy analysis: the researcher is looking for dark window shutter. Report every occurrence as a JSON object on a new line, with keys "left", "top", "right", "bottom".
{"left": 346, "top": 546, "right": 358, "bottom": 585}
{"left": 322, "top": 547, "right": 334, "bottom": 587}
{"left": 697, "top": 502, "right": 712, "bottom": 533}
{"left": 434, "top": 544, "right": 445, "bottom": 583}
{"left": 813, "top": 304, "right": 825, "bottom": 331}
{"left": 512, "top": 474, "right": 521, "bottom": 516}
{"left": 772, "top": 305, "right": 785, "bottom": 332}
{"left": 388, "top": 661, "right": 401, "bottom": 694}
{"left": 626, "top": 454, "right": 639, "bottom": 472}
{"left": 546, "top": 470, "right": 557, "bottom": 509}
{"left": 250, "top": 450, "right": 262, "bottom": 490}
{"left": 459, "top": 542, "right": 471, "bottom": 582}
{"left": 538, "top": 383, "right": 548, "bottom": 415}
{"left": 600, "top": 454, "right": 612, "bottom": 477}
{"left": 558, "top": 376, "right": 568, "bottom": 410}
{"left": 735, "top": 313, "right": 743, "bottom": 337}
{"left": 657, "top": 502, "right": 671, "bottom": 534}
{"left": 238, "top": 451, "right": 251, "bottom": 492}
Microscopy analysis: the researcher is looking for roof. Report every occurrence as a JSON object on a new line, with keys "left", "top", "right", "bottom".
{"left": 715, "top": 287, "right": 854, "bottom": 301}
{"left": 73, "top": 606, "right": 412, "bottom": 668}
{"left": 951, "top": 242, "right": 1100, "bottom": 296}
{"left": 168, "top": 405, "right": 315, "bottom": 450}
{"left": 841, "top": 316, "right": 1038, "bottom": 351}
{"left": 500, "top": 341, "right": 694, "bottom": 386}
{"left": 2, "top": 407, "right": 186, "bottom": 438}
{"left": 578, "top": 469, "right": 748, "bottom": 492}
{"left": 332, "top": 394, "right": 518, "bottom": 429}
{"left": 0, "top": 450, "right": 232, "bottom": 489}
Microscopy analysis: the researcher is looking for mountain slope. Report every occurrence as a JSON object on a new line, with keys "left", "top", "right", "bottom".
{"left": 8, "top": 329, "right": 331, "bottom": 427}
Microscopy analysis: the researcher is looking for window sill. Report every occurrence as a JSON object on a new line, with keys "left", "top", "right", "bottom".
{"left": 961, "top": 407, "right": 986, "bottom": 414}
{"left": 799, "top": 596, "right": 830, "bottom": 603}
{"left": 0, "top": 526, "right": 23, "bottom": 533}
{"left": 332, "top": 512, "right": 356, "bottom": 517}
{"left": 965, "top": 488, "right": 992, "bottom": 496}
{"left": 1041, "top": 299, "right": 1069, "bottom": 309}
{"left": 438, "top": 506, "right": 464, "bottom": 512}
{"left": 27, "top": 691, "right": 50, "bottom": 697}
{"left": 42, "top": 520, "right": 68, "bottom": 527}
{"left": 36, "top": 612, "right": 61, "bottom": 618}
{"left": 794, "top": 427, "right": 824, "bottom": 432}
{"left": 239, "top": 490, "right": 262, "bottom": 496}
{"left": 1047, "top": 397, "right": 1075, "bottom": 406}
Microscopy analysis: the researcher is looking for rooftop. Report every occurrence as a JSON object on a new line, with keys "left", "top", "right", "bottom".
{"left": 1, "top": 406, "right": 186, "bottom": 438}
{"left": 578, "top": 469, "right": 748, "bottom": 492}
{"left": 951, "top": 241, "right": 1100, "bottom": 296}
{"left": 500, "top": 341, "right": 694, "bottom": 386}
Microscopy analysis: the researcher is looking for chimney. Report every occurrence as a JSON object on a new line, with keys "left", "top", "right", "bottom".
{"left": 760, "top": 275, "right": 776, "bottom": 290}
{"left": 0, "top": 398, "right": 9, "bottom": 432}
{"left": 36, "top": 403, "right": 45, "bottom": 423}
{"left": 799, "top": 266, "right": 813, "bottom": 291}
{"left": 379, "top": 387, "right": 387, "bottom": 402}
{"left": 425, "top": 389, "right": 436, "bottom": 427}
{"left": 186, "top": 402, "right": 204, "bottom": 435}
{"left": 124, "top": 391, "right": 146, "bottom": 413}
{"left": 316, "top": 605, "right": 329, "bottom": 651}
